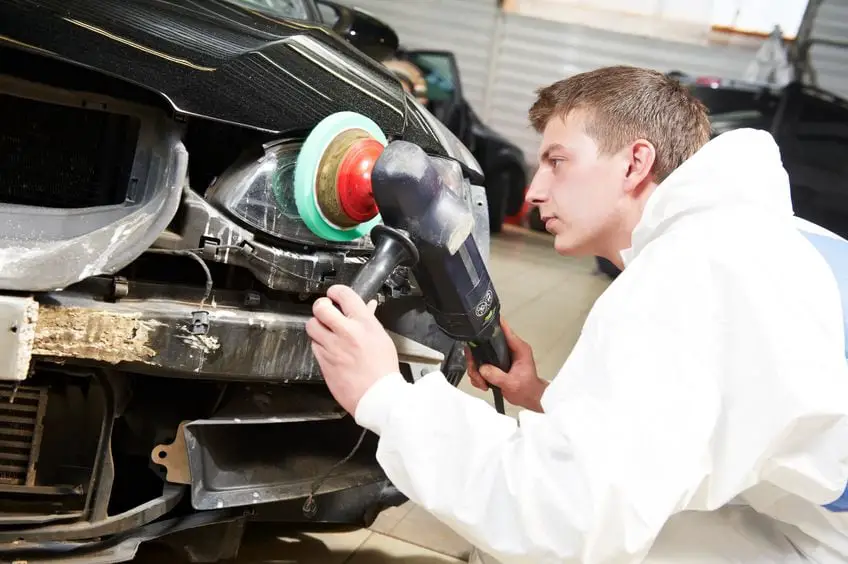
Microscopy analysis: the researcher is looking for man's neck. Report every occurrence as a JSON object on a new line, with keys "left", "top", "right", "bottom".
{"left": 604, "top": 180, "right": 660, "bottom": 269}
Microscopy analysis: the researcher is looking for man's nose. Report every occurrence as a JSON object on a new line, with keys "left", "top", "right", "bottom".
{"left": 525, "top": 171, "right": 547, "bottom": 205}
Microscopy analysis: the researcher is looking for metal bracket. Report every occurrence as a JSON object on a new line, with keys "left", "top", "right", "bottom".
{"left": 387, "top": 330, "right": 445, "bottom": 382}
{"left": 151, "top": 421, "right": 192, "bottom": 485}
{"left": 190, "top": 311, "right": 210, "bottom": 335}
{"left": 200, "top": 237, "right": 220, "bottom": 260}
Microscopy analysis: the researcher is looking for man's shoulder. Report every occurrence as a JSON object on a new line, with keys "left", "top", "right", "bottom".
{"left": 615, "top": 213, "right": 841, "bottom": 316}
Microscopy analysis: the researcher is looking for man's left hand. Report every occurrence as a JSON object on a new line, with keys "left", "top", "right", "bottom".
{"left": 306, "top": 284, "right": 400, "bottom": 416}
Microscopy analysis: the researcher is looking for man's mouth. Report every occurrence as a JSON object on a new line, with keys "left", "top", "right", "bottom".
{"left": 542, "top": 216, "right": 556, "bottom": 232}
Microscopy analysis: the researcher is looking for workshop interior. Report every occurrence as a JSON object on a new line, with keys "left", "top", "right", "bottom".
{"left": 1, "top": 0, "right": 846, "bottom": 562}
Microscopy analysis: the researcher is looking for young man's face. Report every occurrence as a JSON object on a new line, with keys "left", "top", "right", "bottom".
{"left": 525, "top": 110, "right": 633, "bottom": 259}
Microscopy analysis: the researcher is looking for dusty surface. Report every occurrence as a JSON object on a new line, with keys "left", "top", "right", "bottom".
{"left": 32, "top": 306, "right": 161, "bottom": 364}
{"left": 132, "top": 225, "right": 612, "bottom": 563}
{"left": 1, "top": 296, "right": 38, "bottom": 380}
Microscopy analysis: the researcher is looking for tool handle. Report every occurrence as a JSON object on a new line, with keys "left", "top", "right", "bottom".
{"left": 349, "top": 225, "right": 419, "bottom": 303}
{"left": 469, "top": 322, "right": 512, "bottom": 414}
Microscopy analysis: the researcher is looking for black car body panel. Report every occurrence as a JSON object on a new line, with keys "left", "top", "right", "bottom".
{"left": 316, "top": 0, "right": 400, "bottom": 62}
{"left": 0, "top": 0, "right": 448, "bottom": 157}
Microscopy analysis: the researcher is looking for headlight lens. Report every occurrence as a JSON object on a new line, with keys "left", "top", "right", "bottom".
{"left": 407, "top": 97, "right": 483, "bottom": 176}
{"left": 205, "top": 140, "right": 374, "bottom": 249}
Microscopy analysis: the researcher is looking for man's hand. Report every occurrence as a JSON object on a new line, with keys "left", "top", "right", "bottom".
{"left": 466, "top": 320, "right": 549, "bottom": 413}
{"left": 306, "top": 285, "right": 400, "bottom": 416}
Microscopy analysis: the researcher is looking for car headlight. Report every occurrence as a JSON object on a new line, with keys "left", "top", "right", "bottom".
{"left": 407, "top": 96, "right": 483, "bottom": 177}
{"left": 205, "top": 115, "right": 488, "bottom": 256}
{"left": 205, "top": 140, "right": 375, "bottom": 250}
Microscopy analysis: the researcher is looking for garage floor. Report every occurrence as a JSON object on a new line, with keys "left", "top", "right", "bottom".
{"left": 134, "top": 225, "right": 612, "bottom": 563}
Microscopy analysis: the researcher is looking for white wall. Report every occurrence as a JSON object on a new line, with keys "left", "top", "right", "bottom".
{"left": 513, "top": 0, "right": 808, "bottom": 38}
{"left": 488, "top": 11, "right": 759, "bottom": 160}
{"left": 807, "top": 0, "right": 848, "bottom": 98}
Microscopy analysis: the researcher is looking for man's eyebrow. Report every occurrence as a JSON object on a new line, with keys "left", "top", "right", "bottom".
{"left": 540, "top": 143, "right": 566, "bottom": 161}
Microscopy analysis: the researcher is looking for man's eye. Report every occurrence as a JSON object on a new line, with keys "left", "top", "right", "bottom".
{"left": 550, "top": 158, "right": 564, "bottom": 169}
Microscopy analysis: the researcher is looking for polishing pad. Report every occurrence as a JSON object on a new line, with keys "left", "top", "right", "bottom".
{"left": 293, "top": 112, "right": 388, "bottom": 242}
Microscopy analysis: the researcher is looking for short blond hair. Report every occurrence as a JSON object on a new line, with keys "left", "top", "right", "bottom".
{"left": 529, "top": 66, "right": 711, "bottom": 181}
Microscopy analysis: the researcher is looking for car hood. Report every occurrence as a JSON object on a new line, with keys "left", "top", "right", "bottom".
{"left": 0, "top": 0, "right": 443, "bottom": 149}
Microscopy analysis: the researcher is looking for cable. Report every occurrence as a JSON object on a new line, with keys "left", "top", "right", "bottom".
{"left": 144, "top": 248, "right": 214, "bottom": 304}
{"left": 302, "top": 426, "right": 368, "bottom": 518}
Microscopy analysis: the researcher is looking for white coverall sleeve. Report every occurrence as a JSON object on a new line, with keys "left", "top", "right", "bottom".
{"left": 354, "top": 295, "right": 723, "bottom": 564}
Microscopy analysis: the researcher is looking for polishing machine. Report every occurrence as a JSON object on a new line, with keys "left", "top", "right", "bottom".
{"left": 294, "top": 112, "right": 512, "bottom": 413}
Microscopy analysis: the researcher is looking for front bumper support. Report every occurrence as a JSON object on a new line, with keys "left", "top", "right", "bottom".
{"left": 22, "top": 289, "right": 443, "bottom": 383}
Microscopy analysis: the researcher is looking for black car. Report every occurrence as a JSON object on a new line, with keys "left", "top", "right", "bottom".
{"left": 0, "top": 1, "right": 492, "bottom": 561}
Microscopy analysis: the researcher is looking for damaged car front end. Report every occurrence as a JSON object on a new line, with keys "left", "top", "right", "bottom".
{"left": 0, "top": 1, "right": 490, "bottom": 561}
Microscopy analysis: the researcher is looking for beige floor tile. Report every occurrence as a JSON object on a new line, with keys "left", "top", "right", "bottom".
{"left": 346, "top": 531, "right": 466, "bottom": 563}
{"left": 380, "top": 504, "right": 474, "bottom": 560}
{"left": 369, "top": 500, "right": 415, "bottom": 535}
{"left": 233, "top": 525, "right": 373, "bottom": 563}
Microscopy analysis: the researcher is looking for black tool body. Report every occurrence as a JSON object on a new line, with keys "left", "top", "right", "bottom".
{"left": 349, "top": 141, "right": 512, "bottom": 413}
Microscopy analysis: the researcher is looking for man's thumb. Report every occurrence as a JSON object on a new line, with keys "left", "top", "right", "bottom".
{"left": 479, "top": 365, "right": 507, "bottom": 386}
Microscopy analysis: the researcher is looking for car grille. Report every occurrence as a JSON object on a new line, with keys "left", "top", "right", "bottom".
{"left": 0, "top": 93, "right": 140, "bottom": 208}
{"left": 0, "top": 384, "right": 47, "bottom": 487}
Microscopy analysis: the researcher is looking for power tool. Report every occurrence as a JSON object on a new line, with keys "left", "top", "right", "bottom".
{"left": 293, "top": 111, "right": 511, "bottom": 413}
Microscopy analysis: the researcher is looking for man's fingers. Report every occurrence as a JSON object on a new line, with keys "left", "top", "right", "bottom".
{"left": 479, "top": 365, "right": 508, "bottom": 387}
{"left": 327, "top": 285, "right": 370, "bottom": 319}
{"left": 367, "top": 299, "right": 378, "bottom": 315}
{"left": 306, "top": 316, "right": 336, "bottom": 348}
{"left": 311, "top": 341, "right": 330, "bottom": 366}
{"left": 500, "top": 318, "right": 531, "bottom": 357}
{"left": 468, "top": 370, "right": 489, "bottom": 391}
{"left": 312, "top": 297, "right": 353, "bottom": 335}
{"left": 464, "top": 350, "right": 489, "bottom": 390}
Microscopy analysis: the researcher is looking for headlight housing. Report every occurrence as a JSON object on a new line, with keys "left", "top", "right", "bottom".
{"left": 205, "top": 140, "right": 375, "bottom": 250}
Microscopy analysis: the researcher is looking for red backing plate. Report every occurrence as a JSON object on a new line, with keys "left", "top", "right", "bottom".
{"left": 335, "top": 138, "right": 384, "bottom": 223}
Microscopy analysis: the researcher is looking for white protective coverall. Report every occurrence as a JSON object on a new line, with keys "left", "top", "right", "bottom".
{"left": 354, "top": 128, "right": 848, "bottom": 563}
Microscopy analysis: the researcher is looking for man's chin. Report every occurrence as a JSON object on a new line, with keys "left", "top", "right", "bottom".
{"left": 552, "top": 235, "right": 588, "bottom": 257}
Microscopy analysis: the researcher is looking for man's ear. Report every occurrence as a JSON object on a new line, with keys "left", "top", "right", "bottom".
{"left": 624, "top": 139, "right": 656, "bottom": 193}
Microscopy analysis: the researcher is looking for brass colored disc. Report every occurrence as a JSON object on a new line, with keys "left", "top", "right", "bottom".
{"left": 314, "top": 128, "right": 374, "bottom": 228}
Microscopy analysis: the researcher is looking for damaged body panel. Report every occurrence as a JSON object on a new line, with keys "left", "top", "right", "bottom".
{"left": 28, "top": 283, "right": 444, "bottom": 382}
{"left": 0, "top": 0, "right": 489, "bottom": 561}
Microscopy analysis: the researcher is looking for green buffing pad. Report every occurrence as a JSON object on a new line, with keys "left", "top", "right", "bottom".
{"left": 293, "top": 112, "right": 388, "bottom": 242}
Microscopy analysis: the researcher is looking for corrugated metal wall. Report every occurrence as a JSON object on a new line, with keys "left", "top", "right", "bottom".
{"left": 337, "top": 0, "right": 766, "bottom": 164}
{"left": 808, "top": 0, "right": 848, "bottom": 99}
{"left": 340, "top": 0, "right": 498, "bottom": 112}
{"left": 488, "top": 12, "right": 758, "bottom": 162}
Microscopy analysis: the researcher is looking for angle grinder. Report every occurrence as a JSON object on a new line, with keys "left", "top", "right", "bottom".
{"left": 294, "top": 112, "right": 511, "bottom": 414}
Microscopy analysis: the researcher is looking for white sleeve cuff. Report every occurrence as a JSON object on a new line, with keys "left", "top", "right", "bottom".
{"left": 354, "top": 372, "right": 412, "bottom": 435}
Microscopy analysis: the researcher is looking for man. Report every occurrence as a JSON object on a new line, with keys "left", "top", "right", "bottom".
{"left": 306, "top": 66, "right": 848, "bottom": 562}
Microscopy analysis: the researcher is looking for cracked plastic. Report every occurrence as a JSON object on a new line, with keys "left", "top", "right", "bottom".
{"left": 0, "top": 132, "right": 188, "bottom": 292}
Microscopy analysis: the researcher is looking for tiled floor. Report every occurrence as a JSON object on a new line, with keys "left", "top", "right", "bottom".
{"left": 134, "top": 225, "right": 611, "bottom": 563}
